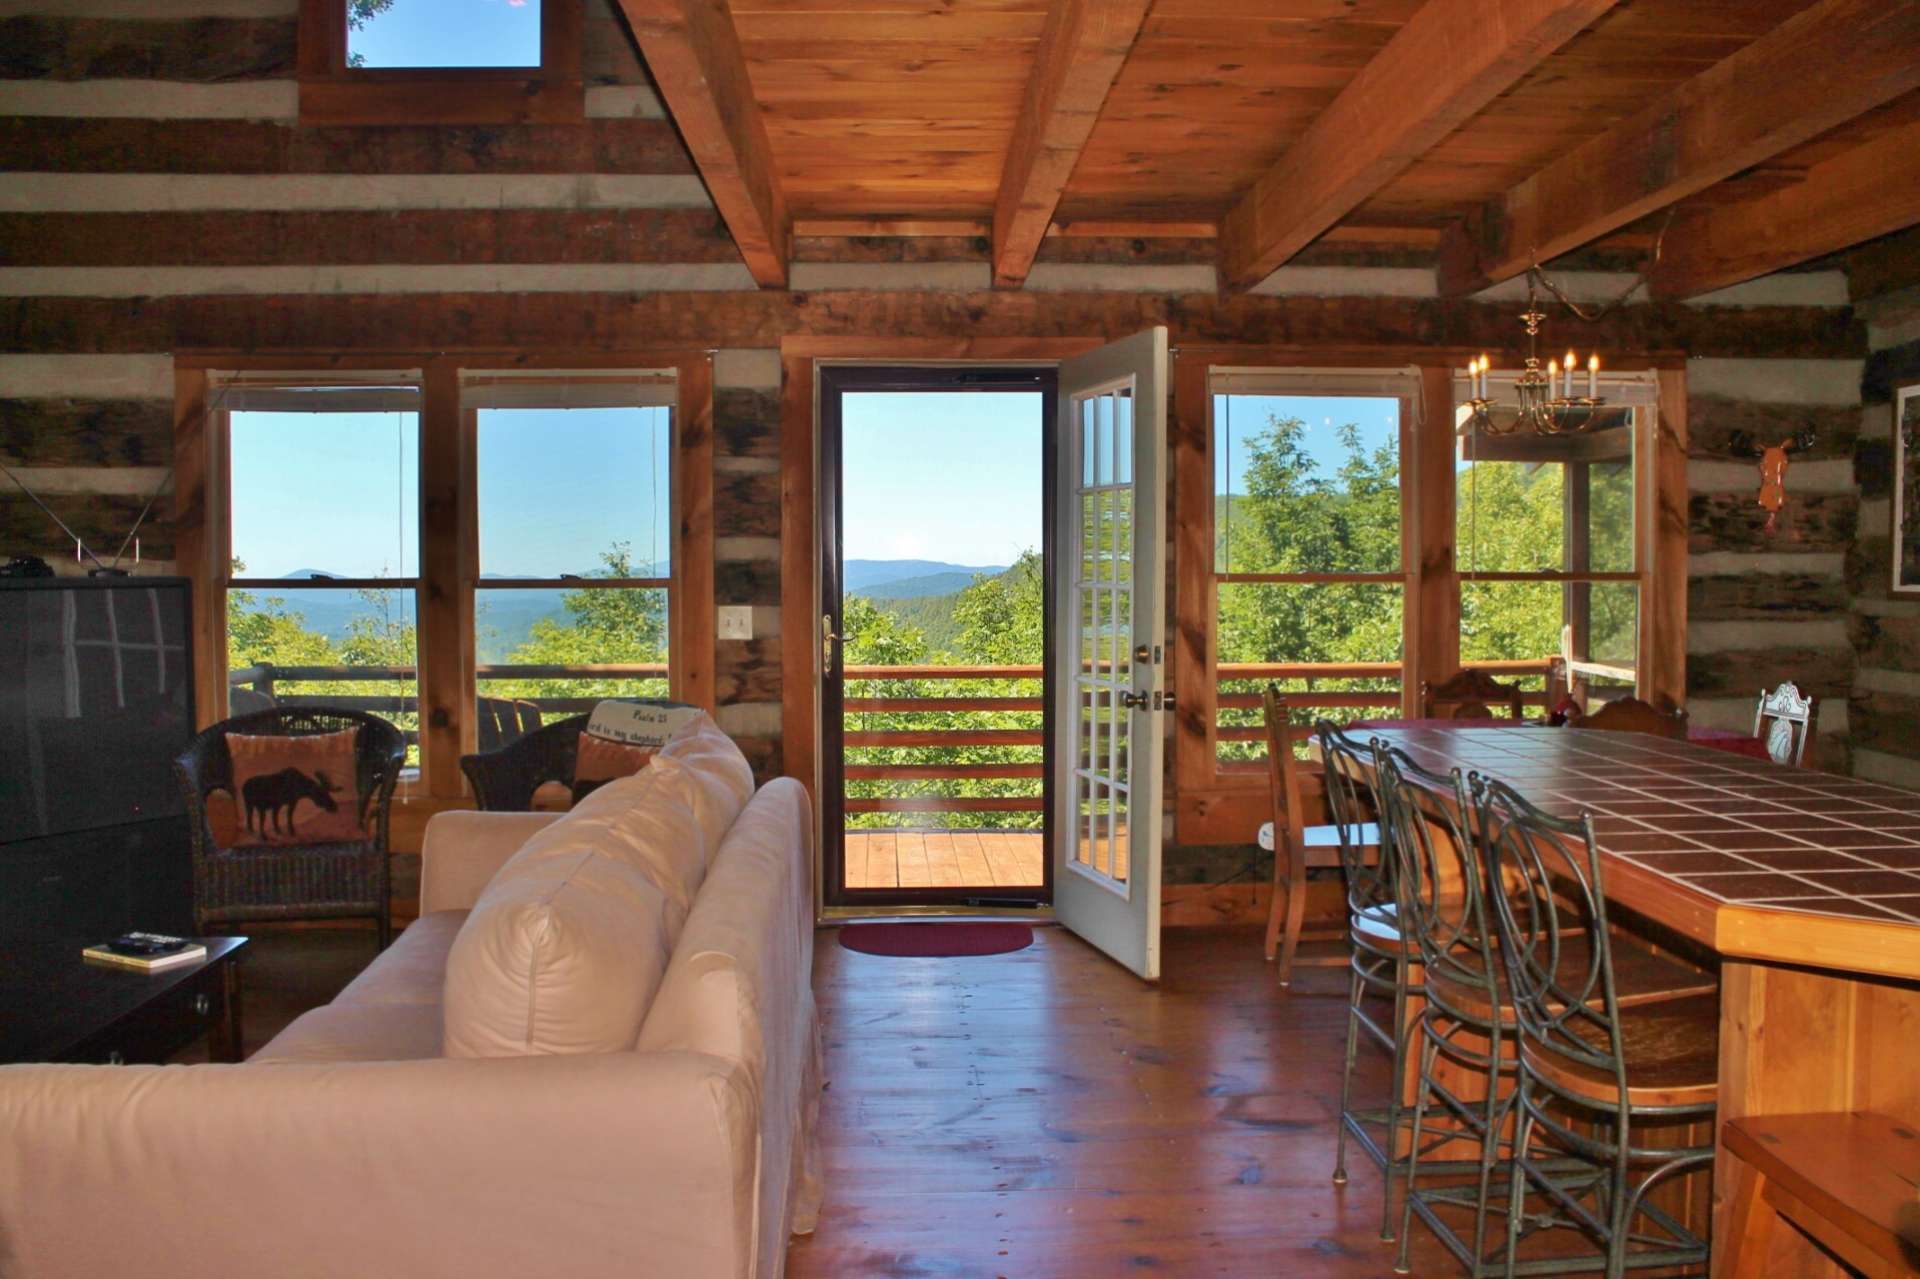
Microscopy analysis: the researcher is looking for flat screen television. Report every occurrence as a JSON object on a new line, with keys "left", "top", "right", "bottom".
{"left": 0, "top": 577, "right": 196, "bottom": 946}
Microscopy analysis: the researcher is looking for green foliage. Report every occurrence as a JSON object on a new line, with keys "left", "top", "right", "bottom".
{"left": 485, "top": 543, "right": 670, "bottom": 705}
{"left": 344, "top": 0, "right": 394, "bottom": 66}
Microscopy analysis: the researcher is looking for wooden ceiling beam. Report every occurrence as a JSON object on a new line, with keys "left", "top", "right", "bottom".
{"left": 991, "top": 0, "right": 1153, "bottom": 290}
{"left": 1438, "top": 0, "right": 1920, "bottom": 297}
{"left": 1648, "top": 119, "right": 1920, "bottom": 301}
{"left": 615, "top": 0, "right": 789, "bottom": 288}
{"left": 1219, "top": 0, "right": 1617, "bottom": 294}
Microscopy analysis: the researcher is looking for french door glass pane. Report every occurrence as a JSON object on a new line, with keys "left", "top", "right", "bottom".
{"left": 1069, "top": 384, "right": 1134, "bottom": 889}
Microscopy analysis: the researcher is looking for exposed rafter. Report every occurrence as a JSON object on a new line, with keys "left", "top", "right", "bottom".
{"left": 991, "top": 0, "right": 1151, "bottom": 290}
{"left": 1219, "top": 0, "right": 1617, "bottom": 293}
{"left": 1649, "top": 119, "right": 1920, "bottom": 300}
{"left": 1438, "top": 0, "right": 1920, "bottom": 297}
{"left": 616, "top": 0, "right": 789, "bottom": 288}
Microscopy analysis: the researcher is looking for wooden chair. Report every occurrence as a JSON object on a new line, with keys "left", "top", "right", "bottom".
{"left": 1421, "top": 667, "right": 1525, "bottom": 720}
{"left": 1568, "top": 695, "right": 1689, "bottom": 739}
{"left": 1753, "top": 681, "right": 1818, "bottom": 767}
{"left": 175, "top": 706, "right": 407, "bottom": 949}
{"left": 476, "top": 696, "right": 544, "bottom": 753}
{"left": 1477, "top": 777, "right": 1720, "bottom": 1276}
{"left": 1260, "top": 687, "right": 1381, "bottom": 987}
{"left": 1721, "top": 1111, "right": 1920, "bottom": 1278}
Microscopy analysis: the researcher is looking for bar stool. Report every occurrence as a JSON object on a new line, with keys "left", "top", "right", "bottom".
{"left": 1318, "top": 723, "right": 1408, "bottom": 1242}
{"left": 1477, "top": 777, "right": 1719, "bottom": 1277}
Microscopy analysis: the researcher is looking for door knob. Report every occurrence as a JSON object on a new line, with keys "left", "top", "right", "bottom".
{"left": 1119, "top": 690, "right": 1149, "bottom": 710}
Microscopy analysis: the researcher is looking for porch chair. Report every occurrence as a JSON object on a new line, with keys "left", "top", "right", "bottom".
{"left": 174, "top": 706, "right": 407, "bottom": 949}
{"left": 476, "top": 696, "right": 544, "bottom": 753}
{"left": 1259, "top": 687, "right": 1381, "bottom": 987}
{"left": 1567, "top": 696, "right": 1689, "bottom": 739}
{"left": 1477, "top": 777, "right": 1719, "bottom": 1277}
{"left": 459, "top": 711, "right": 590, "bottom": 811}
{"left": 1421, "top": 668, "right": 1525, "bottom": 720}
{"left": 1753, "top": 681, "right": 1818, "bottom": 767}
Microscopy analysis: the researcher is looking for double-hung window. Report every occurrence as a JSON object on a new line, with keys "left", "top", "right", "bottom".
{"left": 1455, "top": 372, "right": 1656, "bottom": 704}
{"left": 466, "top": 370, "right": 678, "bottom": 749}
{"left": 1210, "top": 369, "right": 1416, "bottom": 763}
{"left": 222, "top": 375, "right": 424, "bottom": 762}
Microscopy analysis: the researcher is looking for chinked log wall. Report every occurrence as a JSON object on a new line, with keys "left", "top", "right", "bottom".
{"left": 0, "top": 0, "right": 1875, "bottom": 900}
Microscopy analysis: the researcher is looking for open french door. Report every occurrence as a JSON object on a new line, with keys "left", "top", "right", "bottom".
{"left": 1051, "top": 328, "right": 1169, "bottom": 980}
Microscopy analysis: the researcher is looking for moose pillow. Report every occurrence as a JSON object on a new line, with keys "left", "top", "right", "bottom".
{"left": 225, "top": 729, "right": 367, "bottom": 846}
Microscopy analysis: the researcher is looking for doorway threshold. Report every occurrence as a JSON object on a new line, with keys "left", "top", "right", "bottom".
{"left": 821, "top": 903, "right": 1056, "bottom": 924}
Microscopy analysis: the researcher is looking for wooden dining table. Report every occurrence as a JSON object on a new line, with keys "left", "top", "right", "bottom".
{"left": 1355, "top": 724, "right": 1920, "bottom": 1278}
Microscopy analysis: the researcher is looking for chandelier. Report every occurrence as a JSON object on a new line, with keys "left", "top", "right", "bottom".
{"left": 1463, "top": 266, "right": 1607, "bottom": 436}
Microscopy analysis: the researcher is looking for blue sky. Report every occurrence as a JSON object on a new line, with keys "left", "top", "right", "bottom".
{"left": 230, "top": 406, "right": 670, "bottom": 580}
{"left": 350, "top": 0, "right": 540, "bottom": 69}
{"left": 1213, "top": 394, "right": 1400, "bottom": 499}
{"left": 842, "top": 392, "right": 1043, "bottom": 566}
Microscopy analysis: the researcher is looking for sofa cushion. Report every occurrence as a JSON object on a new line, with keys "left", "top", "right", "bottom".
{"left": 508, "top": 761, "right": 709, "bottom": 917}
{"left": 442, "top": 849, "right": 674, "bottom": 1058}
{"left": 652, "top": 715, "right": 756, "bottom": 855}
{"left": 250, "top": 1002, "right": 443, "bottom": 1063}
{"left": 332, "top": 910, "right": 467, "bottom": 1008}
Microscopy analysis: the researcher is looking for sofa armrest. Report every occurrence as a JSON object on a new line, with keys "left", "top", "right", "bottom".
{"left": 418, "top": 810, "right": 563, "bottom": 913}
{"left": 0, "top": 1050, "right": 757, "bottom": 1279}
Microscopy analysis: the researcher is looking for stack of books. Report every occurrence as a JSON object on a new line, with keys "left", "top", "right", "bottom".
{"left": 82, "top": 933, "right": 208, "bottom": 972}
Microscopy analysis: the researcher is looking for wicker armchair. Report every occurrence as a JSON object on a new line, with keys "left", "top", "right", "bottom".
{"left": 460, "top": 712, "right": 592, "bottom": 811}
{"left": 174, "top": 707, "right": 407, "bottom": 948}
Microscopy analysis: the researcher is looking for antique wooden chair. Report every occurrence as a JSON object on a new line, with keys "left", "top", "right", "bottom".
{"left": 175, "top": 706, "right": 407, "bottom": 948}
{"left": 1259, "top": 687, "right": 1381, "bottom": 987}
{"left": 1753, "top": 681, "right": 1818, "bottom": 767}
{"left": 1421, "top": 668, "right": 1525, "bottom": 720}
{"left": 1568, "top": 696, "right": 1689, "bottom": 739}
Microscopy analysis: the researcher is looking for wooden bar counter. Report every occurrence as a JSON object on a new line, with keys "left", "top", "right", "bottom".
{"left": 1359, "top": 725, "right": 1920, "bottom": 1278}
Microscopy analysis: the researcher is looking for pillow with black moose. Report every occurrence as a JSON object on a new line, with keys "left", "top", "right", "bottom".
{"left": 226, "top": 729, "right": 366, "bottom": 846}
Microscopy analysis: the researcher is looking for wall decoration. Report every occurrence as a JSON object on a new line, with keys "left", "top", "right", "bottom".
{"left": 1728, "top": 428, "right": 1817, "bottom": 535}
{"left": 1895, "top": 383, "right": 1920, "bottom": 594}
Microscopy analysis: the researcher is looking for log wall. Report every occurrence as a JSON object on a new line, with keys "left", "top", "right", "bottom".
{"left": 0, "top": 0, "right": 1881, "bottom": 899}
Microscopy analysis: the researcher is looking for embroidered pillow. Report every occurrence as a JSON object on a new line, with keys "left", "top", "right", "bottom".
{"left": 226, "top": 729, "right": 366, "bottom": 846}
{"left": 572, "top": 732, "right": 655, "bottom": 802}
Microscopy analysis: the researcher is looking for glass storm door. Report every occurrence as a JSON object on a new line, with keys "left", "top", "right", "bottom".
{"left": 1052, "top": 328, "right": 1169, "bottom": 980}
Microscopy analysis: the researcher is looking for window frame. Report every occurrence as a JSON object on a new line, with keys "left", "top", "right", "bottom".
{"left": 296, "top": 0, "right": 584, "bottom": 125}
{"left": 174, "top": 351, "right": 714, "bottom": 803}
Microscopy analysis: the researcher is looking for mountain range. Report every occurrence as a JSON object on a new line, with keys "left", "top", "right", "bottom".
{"left": 245, "top": 561, "right": 1005, "bottom": 660}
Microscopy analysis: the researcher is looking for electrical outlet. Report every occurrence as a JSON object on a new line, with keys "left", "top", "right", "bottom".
{"left": 717, "top": 606, "right": 754, "bottom": 640}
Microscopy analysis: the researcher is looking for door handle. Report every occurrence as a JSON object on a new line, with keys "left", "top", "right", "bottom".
{"left": 822, "top": 613, "right": 841, "bottom": 672}
{"left": 1120, "top": 690, "right": 1149, "bottom": 710}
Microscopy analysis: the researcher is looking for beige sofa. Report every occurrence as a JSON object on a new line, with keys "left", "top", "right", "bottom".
{"left": 0, "top": 722, "right": 821, "bottom": 1279}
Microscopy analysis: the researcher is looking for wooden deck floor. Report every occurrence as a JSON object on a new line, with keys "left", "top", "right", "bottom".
{"left": 787, "top": 924, "right": 1465, "bottom": 1278}
{"left": 843, "top": 830, "right": 1044, "bottom": 890}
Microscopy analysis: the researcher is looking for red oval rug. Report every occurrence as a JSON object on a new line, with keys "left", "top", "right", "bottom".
{"left": 839, "top": 922, "right": 1034, "bottom": 958}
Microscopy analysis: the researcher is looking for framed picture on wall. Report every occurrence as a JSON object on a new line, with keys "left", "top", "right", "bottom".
{"left": 1895, "top": 382, "right": 1920, "bottom": 595}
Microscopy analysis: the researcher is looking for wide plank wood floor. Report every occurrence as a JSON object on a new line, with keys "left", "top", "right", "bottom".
{"left": 787, "top": 923, "right": 1459, "bottom": 1278}
{"left": 843, "top": 830, "right": 1045, "bottom": 890}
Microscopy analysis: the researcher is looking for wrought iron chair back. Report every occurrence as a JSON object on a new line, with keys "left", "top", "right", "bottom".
{"left": 1315, "top": 719, "right": 1393, "bottom": 917}
{"left": 1375, "top": 745, "right": 1494, "bottom": 1007}
{"left": 1473, "top": 776, "right": 1629, "bottom": 1113}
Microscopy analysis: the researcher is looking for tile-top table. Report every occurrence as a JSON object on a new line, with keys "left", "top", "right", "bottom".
{"left": 1355, "top": 725, "right": 1920, "bottom": 1278}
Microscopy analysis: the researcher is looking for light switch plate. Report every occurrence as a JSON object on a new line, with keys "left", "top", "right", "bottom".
{"left": 717, "top": 605, "right": 754, "bottom": 640}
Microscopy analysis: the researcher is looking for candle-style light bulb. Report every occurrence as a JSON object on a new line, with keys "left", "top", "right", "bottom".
{"left": 1587, "top": 353, "right": 1599, "bottom": 399}
{"left": 1547, "top": 358, "right": 1559, "bottom": 392}
{"left": 1563, "top": 351, "right": 1575, "bottom": 395}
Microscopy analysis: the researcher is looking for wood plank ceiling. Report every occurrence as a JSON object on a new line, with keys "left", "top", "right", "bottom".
{"left": 618, "top": 0, "right": 1920, "bottom": 295}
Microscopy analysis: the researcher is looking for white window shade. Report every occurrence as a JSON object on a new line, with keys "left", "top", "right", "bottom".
{"left": 214, "top": 373, "right": 422, "bottom": 415}
{"left": 1209, "top": 367, "right": 1421, "bottom": 398}
{"left": 460, "top": 370, "right": 677, "bottom": 411}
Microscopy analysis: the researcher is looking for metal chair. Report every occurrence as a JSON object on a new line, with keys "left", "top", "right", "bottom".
{"left": 1318, "top": 722, "right": 1411, "bottom": 1242}
{"left": 1567, "top": 697, "right": 1689, "bottom": 740}
{"left": 1753, "top": 681, "right": 1817, "bottom": 766}
{"left": 1477, "top": 777, "right": 1718, "bottom": 1278}
{"left": 1260, "top": 687, "right": 1382, "bottom": 986}
{"left": 1378, "top": 744, "right": 1518, "bottom": 1277}
{"left": 1422, "top": 668, "right": 1526, "bottom": 721}
{"left": 175, "top": 706, "right": 406, "bottom": 949}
